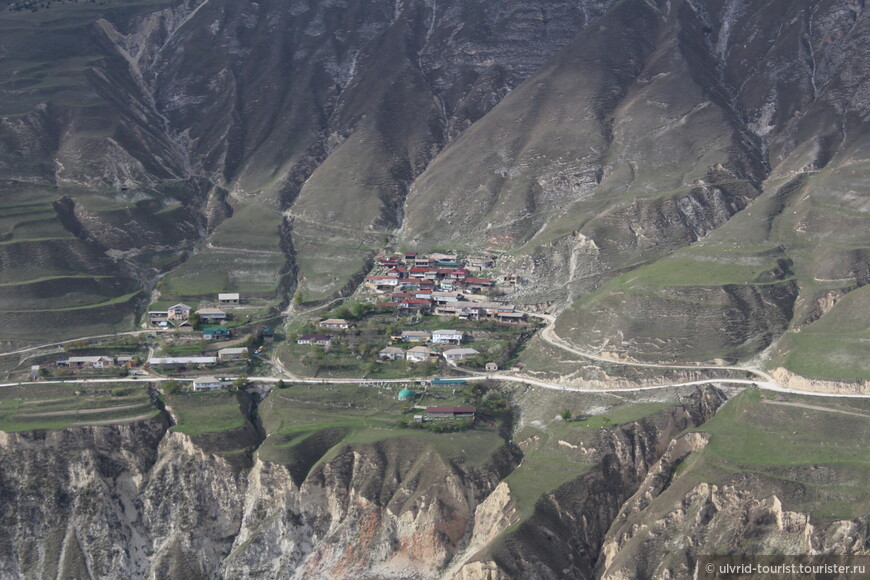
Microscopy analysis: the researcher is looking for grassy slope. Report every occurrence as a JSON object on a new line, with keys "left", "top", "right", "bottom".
{"left": 0, "top": 4, "right": 175, "bottom": 346}
{"left": 0, "top": 382, "right": 158, "bottom": 432}
{"left": 158, "top": 201, "right": 289, "bottom": 302}
{"left": 685, "top": 389, "right": 870, "bottom": 520}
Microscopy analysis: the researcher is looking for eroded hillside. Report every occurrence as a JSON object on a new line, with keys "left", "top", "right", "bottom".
{"left": 0, "top": 0, "right": 868, "bottom": 378}
{"left": 0, "top": 381, "right": 867, "bottom": 579}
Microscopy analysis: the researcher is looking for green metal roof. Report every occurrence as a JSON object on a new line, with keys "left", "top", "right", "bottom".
{"left": 398, "top": 388, "right": 416, "bottom": 399}
{"left": 203, "top": 327, "right": 229, "bottom": 334}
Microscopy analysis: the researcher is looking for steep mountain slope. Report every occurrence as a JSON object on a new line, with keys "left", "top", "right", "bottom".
{"left": 0, "top": 0, "right": 867, "bottom": 378}
{"left": 402, "top": 0, "right": 870, "bottom": 365}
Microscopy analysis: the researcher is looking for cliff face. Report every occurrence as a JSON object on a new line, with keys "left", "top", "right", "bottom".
{"left": 0, "top": 387, "right": 735, "bottom": 579}
{"left": 2, "top": 385, "right": 867, "bottom": 578}
{"left": 0, "top": 415, "right": 515, "bottom": 579}
{"left": 597, "top": 434, "right": 870, "bottom": 579}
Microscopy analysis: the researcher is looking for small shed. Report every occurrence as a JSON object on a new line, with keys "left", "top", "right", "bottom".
{"left": 397, "top": 388, "right": 416, "bottom": 401}
{"left": 218, "top": 293, "right": 240, "bottom": 305}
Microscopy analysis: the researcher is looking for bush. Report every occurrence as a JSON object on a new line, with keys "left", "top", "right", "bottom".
{"left": 163, "top": 380, "right": 182, "bottom": 395}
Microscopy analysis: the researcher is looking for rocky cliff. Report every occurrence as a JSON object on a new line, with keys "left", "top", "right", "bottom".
{"left": 0, "top": 386, "right": 749, "bottom": 579}
{"left": 0, "top": 414, "right": 516, "bottom": 579}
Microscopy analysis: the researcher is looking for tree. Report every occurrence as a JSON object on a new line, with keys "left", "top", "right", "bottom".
{"left": 188, "top": 312, "right": 202, "bottom": 330}
{"left": 560, "top": 408, "right": 572, "bottom": 422}
{"left": 163, "top": 380, "right": 182, "bottom": 395}
{"left": 276, "top": 379, "right": 287, "bottom": 389}
{"left": 233, "top": 374, "right": 250, "bottom": 390}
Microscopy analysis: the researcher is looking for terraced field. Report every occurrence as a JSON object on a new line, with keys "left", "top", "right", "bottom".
{"left": 0, "top": 382, "right": 159, "bottom": 432}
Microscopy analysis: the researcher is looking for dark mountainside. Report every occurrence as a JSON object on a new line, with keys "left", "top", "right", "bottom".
{"left": 0, "top": 2, "right": 869, "bottom": 579}
{"left": 0, "top": 0, "right": 867, "bottom": 377}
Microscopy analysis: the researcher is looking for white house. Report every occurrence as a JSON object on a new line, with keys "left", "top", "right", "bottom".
{"left": 431, "top": 329, "right": 464, "bottom": 344}
{"left": 192, "top": 376, "right": 225, "bottom": 392}
{"left": 378, "top": 346, "right": 405, "bottom": 360}
{"left": 443, "top": 348, "right": 479, "bottom": 362}
{"left": 297, "top": 334, "right": 332, "bottom": 346}
{"left": 319, "top": 318, "right": 350, "bottom": 330}
{"left": 66, "top": 356, "right": 114, "bottom": 368}
{"left": 406, "top": 346, "right": 434, "bottom": 363}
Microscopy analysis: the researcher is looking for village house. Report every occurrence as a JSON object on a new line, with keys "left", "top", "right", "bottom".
{"left": 196, "top": 307, "right": 227, "bottom": 322}
{"left": 485, "top": 362, "right": 499, "bottom": 372}
{"left": 378, "top": 346, "right": 405, "bottom": 361}
{"left": 386, "top": 267, "right": 407, "bottom": 278}
{"left": 365, "top": 275, "right": 400, "bottom": 290}
{"left": 116, "top": 356, "right": 134, "bottom": 367}
{"left": 429, "top": 253, "right": 458, "bottom": 262}
{"left": 479, "top": 302, "right": 516, "bottom": 315}
{"left": 426, "top": 406, "right": 476, "bottom": 420}
{"left": 319, "top": 318, "right": 351, "bottom": 330}
{"left": 297, "top": 334, "right": 332, "bottom": 347}
{"left": 467, "top": 255, "right": 495, "bottom": 270}
{"left": 443, "top": 347, "right": 480, "bottom": 362}
{"left": 167, "top": 303, "right": 192, "bottom": 321}
{"left": 496, "top": 311, "right": 527, "bottom": 323}
{"left": 414, "top": 256, "right": 433, "bottom": 267}
{"left": 218, "top": 293, "right": 240, "bottom": 306}
{"left": 461, "top": 277, "right": 494, "bottom": 292}
{"left": 192, "top": 376, "right": 226, "bottom": 392}
{"left": 58, "top": 356, "right": 115, "bottom": 368}
{"left": 261, "top": 328, "right": 276, "bottom": 343}
{"left": 148, "top": 310, "right": 168, "bottom": 323}
{"left": 435, "top": 301, "right": 482, "bottom": 320}
{"left": 397, "top": 298, "right": 431, "bottom": 313}
{"left": 405, "top": 345, "right": 434, "bottom": 363}
{"left": 432, "top": 291, "right": 464, "bottom": 304}
{"left": 378, "top": 255, "right": 401, "bottom": 267}
{"left": 431, "top": 329, "right": 465, "bottom": 344}
{"left": 218, "top": 347, "right": 249, "bottom": 361}
{"left": 203, "top": 327, "right": 231, "bottom": 341}
{"left": 400, "top": 330, "right": 431, "bottom": 342}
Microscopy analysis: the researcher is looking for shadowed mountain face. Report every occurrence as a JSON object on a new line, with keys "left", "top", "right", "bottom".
{"left": 0, "top": 0, "right": 868, "bottom": 373}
